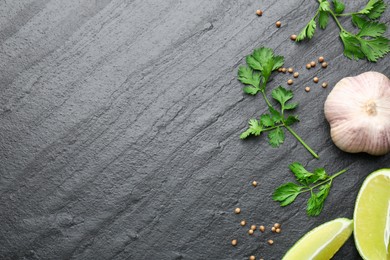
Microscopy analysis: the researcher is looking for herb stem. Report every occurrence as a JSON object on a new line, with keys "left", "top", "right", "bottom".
{"left": 335, "top": 12, "right": 358, "bottom": 17}
{"left": 301, "top": 169, "right": 348, "bottom": 193}
{"left": 329, "top": 10, "right": 346, "bottom": 31}
{"left": 284, "top": 125, "right": 319, "bottom": 159}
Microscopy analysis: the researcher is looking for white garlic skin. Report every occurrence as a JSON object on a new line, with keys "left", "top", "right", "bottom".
{"left": 324, "top": 71, "right": 390, "bottom": 156}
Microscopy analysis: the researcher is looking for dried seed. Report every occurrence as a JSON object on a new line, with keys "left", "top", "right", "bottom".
{"left": 248, "top": 229, "right": 254, "bottom": 235}
{"left": 251, "top": 225, "right": 257, "bottom": 231}
{"left": 290, "top": 34, "right": 297, "bottom": 41}
{"left": 249, "top": 256, "right": 256, "bottom": 260}
{"left": 231, "top": 239, "right": 237, "bottom": 246}
{"left": 268, "top": 239, "right": 274, "bottom": 245}
{"left": 240, "top": 220, "right": 246, "bottom": 226}
{"left": 259, "top": 225, "right": 265, "bottom": 232}
{"left": 293, "top": 72, "right": 299, "bottom": 78}
{"left": 306, "top": 63, "right": 311, "bottom": 69}
{"left": 322, "top": 82, "right": 328, "bottom": 88}
{"left": 235, "top": 208, "right": 241, "bottom": 214}
{"left": 313, "top": 77, "right": 319, "bottom": 83}
{"left": 256, "top": 10, "right": 263, "bottom": 16}
{"left": 310, "top": 61, "right": 316, "bottom": 67}
{"left": 288, "top": 68, "right": 294, "bottom": 73}
{"left": 276, "top": 21, "right": 281, "bottom": 28}
{"left": 276, "top": 228, "right": 281, "bottom": 233}
{"left": 274, "top": 223, "right": 281, "bottom": 228}
{"left": 252, "top": 181, "right": 257, "bottom": 187}
{"left": 318, "top": 56, "right": 325, "bottom": 63}
{"left": 287, "top": 79, "right": 293, "bottom": 85}
{"left": 271, "top": 227, "right": 276, "bottom": 232}
{"left": 322, "top": 62, "right": 328, "bottom": 68}
{"left": 281, "top": 68, "right": 287, "bottom": 73}
{"left": 278, "top": 68, "right": 283, "bottom": 72}
{"left": 305, "top": 86, "right": 311, "bottom": 92}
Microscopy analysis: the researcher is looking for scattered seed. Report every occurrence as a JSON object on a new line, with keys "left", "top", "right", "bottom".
{"left": 276, "top": 228, "right": 281, "bottom": 233}
{"left": 259, "top": 225, "right": 265, "bottom": 232}
{"left": 256, "top": 10, "right": 263, "bottom": 16}
{"left": 274, "top": 223, "right": 281, "bottom": 228}
{"left": 310, "top": 61, "right": 316, "bottom": 67}
{"left": 235, "top": 208, "right": 241, "bottom": 214}
{"left": 322, "top": 62, "right": 328, "bottom": 68}
{"left": 240, "top": 220, "right": 246, "bottom": 226}
{"left": 288, "top": 68, "right": 293, "bottom": 73}
{"left": 268, "top": 239, "right": 274, "bottom": 245}
{"left": 231, "top": 239, "right": 237, "bottom": 246}
{"left": 313, "top": 77, "right": 319, "bottom": 83}
{"left": 293, "top": 72, "right": 299, "bottom": 78}
{"left": 248, "top": 229, "right": 254, "bottom": 235}
{"left": 251, "top": 225, "right": 257, "bottom": 231}
{"left": 287, "top": 79, "right": 293, "bottom": 85}
{"left": 278, "top": 68, "right": 283, "bottom": 72}
{"left": 305, "top": 86, "right": 311, "bottom": 92}
{"left": 306, "top": 64, "right": 311, "bottom": 69}
{"left": 260, "top": 259, "right": 264, "bottom": 260}
{"left": 281, "top": 67, "right": 287, "bottom": 73}
{"left": 252, "top": 181, "right": 257, "bottom": 187}
{"left": 322, "top": 82, "right": 328, "bottom": 88}
{"left": 249, "top": 256, "right": 256, "bottom": 260}
{"left": 271, "top": 227, "right": 276, "bottom": 232}
{"left": 290, "top": 34, "right": 297, "bottom": 41}
{"left": 318, "top": 56, "right": 325, "bottom": 63}
{"left": 276, "top": 21, "right": 281, "bottom": 28}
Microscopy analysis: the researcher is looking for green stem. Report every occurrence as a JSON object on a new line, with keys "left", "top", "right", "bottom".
{"left": 262, "top": 124, "right": 285, "bottom": 132}
{"left": 261, "top": 90, "right": 272, "bottom": 108}
{"left": 329, "top": 10, "right": 346, "bottom": 31}
{"left": 300, "top": 169, "right": 348, "bottom": 193}
{"left": 335, "top": 12, "right": 358, "bottom": 17}
{"left": 284, "top": 125, "right": 319, "bottom": 159}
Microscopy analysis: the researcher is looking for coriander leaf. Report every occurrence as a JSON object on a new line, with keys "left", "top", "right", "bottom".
{"left": 307, "top": 193, "right": 323, "bottom": 216}
{"left": 318, "top": 11, "right": 329, "bottom": 29}
{"left": 272, "top": 55, "right": 285, "bottom": 70}
{"left": 284, "top": 102, "right": 298, "bottom": 110}
{"left": 332, "top": 0, "right": 345, "bottom": 14}
{"left": 273, "top": 183, "right": 303, "bottom": 206}
{"left": 240, "top": 119, "right": 262, "bottom": 139}
{"left": 319, "top": 1, "right": 331, "bottom": 11}
{"left": 252, "top": 47, "right": 274, "bottom": 65}
{"left": 238, "top": 66, "right": 261, "bottom": 88}
{"left": 360, "top": 36, "right": 390, "bottom": 62}
{"left": 339, "top": 31, "right": 365, "bottom": 60}
{"left": 260, "top": 114, "right": 274, "bottom": 127}
{"left": 289, "top": 162, "right": 313, "bottom": 184}
{"left": 313, "top": 168, "right": 328, "bottom": 181}
{"left": 358, "top": 21, "right": 386, "bottom": 38}
{"left": 243, "top": 86, "right": 260, "bottom": 95}
{"left": 296, "top": 19, "right": 317, "bottom": 41}
{"left": 246, "top": 55, "right": 262, "bottom": 71}
{"left": 284, "top": 115, "right": 299, "bottom": 126}
{"left": 269, "top": 107, "right": 283, "bottom": 124}
{"left": 365, "top": 0, "right": 386, "bottom": 19}
{"left": 271, "top": 86, "right": 293, "bottom": 107}
{"left": 352, "top": 14, "right": 368, "bottom": 29}
{"left": 268, "top": 127, "right": 284, "bottom": 147}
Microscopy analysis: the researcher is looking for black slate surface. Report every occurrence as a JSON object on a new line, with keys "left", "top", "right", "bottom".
{"left": 0, "top": 0, "right": 389, "bottom": 259}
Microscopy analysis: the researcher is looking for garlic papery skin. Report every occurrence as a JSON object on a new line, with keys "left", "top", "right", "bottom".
{"left": 324, "top": 71, "right": 390, "bottom": 156}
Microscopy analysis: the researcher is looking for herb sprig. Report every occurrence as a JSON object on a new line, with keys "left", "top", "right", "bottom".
{"left": 273, "top": 162, "right": 348, "bottom": 216}
{"left": 238, "top": 47, "right": 319, "bottom": 159}
{"left": 296, "top": 0, "right": 389, "bottom": 62}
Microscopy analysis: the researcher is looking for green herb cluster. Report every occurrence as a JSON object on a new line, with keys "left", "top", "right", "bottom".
{"left": 238, "top": 47, "right": 319, "bottom": 159}
{"left": 297, "top": 0, "right": 389, "bottom": 62}
{"left": 273, "top": 162, "right": 348, "bottom": 216}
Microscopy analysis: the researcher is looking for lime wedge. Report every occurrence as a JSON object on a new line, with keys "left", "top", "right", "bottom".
{"left": 354, "top": 168, "right": 390, "bottom": 260}
{"left": 282, "top": 218, "right": 353, "bottom": 260}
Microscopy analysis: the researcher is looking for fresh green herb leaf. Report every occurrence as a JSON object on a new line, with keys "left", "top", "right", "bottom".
{"left": 359, "top": 0, "right": 386, "bottom": 20}
{"left": 340, "top": 31, "right": 366, "bottom": 60}
{"left": 284, "top": 102, "right": 298, "bottom": 110}
{"left": 318, "top": 11, "right": 329, "bottom": 29}
{"left": 268, "top": 127, "right": 285, "bottom": 147}
{"left": 273, "top": 163, "right": 348, "bottom": 217}
{"left": 240, "top": 118, "right": 262, "bottom": 139}
{"left": 319, "top": 1, "right": 331, "bottom": 11}
{"left": 271, "top": 86, "right": 293, "bottom": 108}
{"left": 360, "top": 36, "right": 390, "bottom": 62}
{"left": 269, "top": 107, "right": 283, "bottom": 124}
{"left": 284, "top": 115, "right": 299, "bottom": 126}
{"left": 358, "top": 21, "right": 387, "bottom": 38}
{"left": 272, "top": 183, "right": 303, "bottom": 206}
{"left": 272, "top": 56, "right": 285, "bottom": 70}
{"left": 296, "top": 19, "right": 317, "bottom": 41}
{"left": 332, "top": 0, "right": 345, "bottom": 14}
{"left": 238, "top": 66, "right": 260, "bottom": 89}
{"left": 352, "top": 14, "right": 367, "bottom": 29}
{"left": 260, "top": 114, "right": 274, "bottom": 127}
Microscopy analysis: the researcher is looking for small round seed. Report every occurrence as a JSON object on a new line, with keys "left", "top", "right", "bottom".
{"left": 322, "top": 82, "right": 328, "bottom": 88}
{"left": 259, "top": 225, "right": 265, "bottom": 232}
{"left": 235, "top": 208, "right": 241, "bottom": 214}
{"left": 322, "top": 62, "right": 328, "bottom": 68}
{"left": 287, "top": 79, "right": 293, "bottom": 85}
{"left": 310, "top": 61, "right": 316, "bottom": 67}
{"left": 293, "top": 72, "right": 299, "bottom": 78}
{"left": 288, "top": 67, "right": 293, "bottom": 73}
{"left": 240, "top": 220, "right": 246, "bottom": 226}
{"left": 313, "top": 77, "right": 319, "bottom": 83}
{"left": 305, "top": 86, "right": 311, "bottom": 92}
{"left": 249, "top": 256, "right": 256, "bottom": 260}
{"left": 252, "top": 181, "right": 257, "bottom": 187}
{"left": 251, "top": 225, "right": 257, "bottom": 231}
{"left": 274, "top": 223, "right": 281, "bottom": 228}
{"left": 318, "top": 56, "right": 325, "bottom": 63}
{"left": 256, "top": 10, "right": 263, "bottom": 16}
{"left": 276, "top": 228, "right": 281, "bottom": 233}
{"left": 290, "top": 34, "right": 297, "bottom": 41}
{"left": 271, "top": 227, "right": 276, "bottom": 232}
{"left": 278, "top": 68, "right": 282, "bottom": 72}
{"left": 248, "top": 229, "right": 254, "bottom": 235}
{"left": 231, "top": 239, "right": 237, "bottom": 246}
{"left": 268, "top": 239, "right": 274, "bottom": 245}
{"left": 276, "top": 21, "right": 281, "bottom": 28}
{"left": 281, "top": 67, "right": 287, "bottom": 73}
{"left": 306, "top": 63, "right": 311, "bottom": 69}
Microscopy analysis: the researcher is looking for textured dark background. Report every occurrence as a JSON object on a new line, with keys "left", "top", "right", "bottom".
{"left": 0, "top": 0, "right": 389, "bottom": 259}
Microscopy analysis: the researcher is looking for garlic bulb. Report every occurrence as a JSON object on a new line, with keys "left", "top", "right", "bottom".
{"left": 324, "top": 71, "right": 390, "bottom": 156}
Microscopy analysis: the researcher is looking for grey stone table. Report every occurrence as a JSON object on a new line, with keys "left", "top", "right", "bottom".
{"left": 0, "top": 0, "right": 389, "bottom": 259}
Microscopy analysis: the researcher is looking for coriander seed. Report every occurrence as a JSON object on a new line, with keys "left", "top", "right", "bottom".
{"left": 278, "top": 68, "right": 282, "bottom": 72}
{"left": 288, "top": 67, "right": 293, "bottom": 73}
{"left": 240, "top": 220, "right": 246, "bottom": 226}
{"left": 274, "top": 223, "right": 281, "bottom": 228}
{"left": 252, "top": 181, "right": 257, "bottom": 187}
{"left": 268, "top": 239, "right": 274, "bottom": 245}
{"left": 293, "top": 72, "right": 299, "bottom": 78}
{"left": 276, "top": 228, "right": 281, "bottom": 233}
{"left": 276, "top": 21, "right": 281, "bottom": 28}
{"left": 318, "top": 56, "right": 324, "bottom": 63}
{"left": 310, "top": 61, "right": 316, "bottom": 67}
{"left": 251, "top": 225, "right": 257, "bottom": 231}
{"left": 290, "top": 34, "right": 297, "bottom": 41}
{"left": 322, "top": 62, "right": 328, "bottom": 68}
{"left": 305, "top": 86, "right": 311, "bottom": 92}
{"left": 322, "top": 82, "right": 328, "bottom": 88}
{"left": 259, "top": 225, "right": 265, "bottom": 232}
{"left": 271, "top": 226, "right": 276, "bottom": 232}
{"left": 306, "top": 63, "right": 311, "bottom": 69}
{"left": 231, "top": 239, "right": 237, "bottom": 246}
{"left": 248, "top": 229, "right": 254, "bottom": 235}
{"left": 235, "top": 208, "right": 241, "bottom": 214}
{"left": 281, "top": 67, "right": 287, "bottom": 73}
{"left": 249, "top": 256, "right": 256, "bottom": 260}
{"left": 313, "top": 77, "right": 319, "bottom": 83}
{"left": 256, "top": 10, "right": 263, "bottom": 16}
{"left": 287, "top": 79, "right": 293, "bottom": 85}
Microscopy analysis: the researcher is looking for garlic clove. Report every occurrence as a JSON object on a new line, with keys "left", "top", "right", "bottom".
{"left": 324, "top": 71, "right": 390, "bottom": 156}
